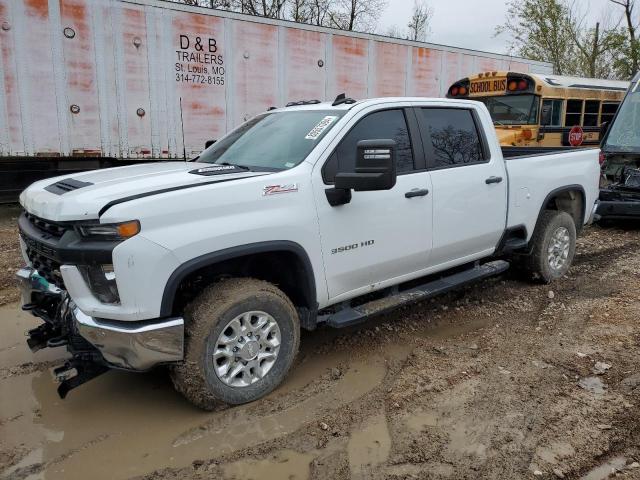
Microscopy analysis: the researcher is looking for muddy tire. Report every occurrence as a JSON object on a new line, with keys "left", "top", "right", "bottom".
{"left": 519, "top": 210, "right": 577, "bottom": 284}
{"left": 170, "top": 278, "right": 300, "bottom": 410}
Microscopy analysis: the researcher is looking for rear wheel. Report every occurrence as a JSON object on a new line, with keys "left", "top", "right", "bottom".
{"left": 170, "top": 278, "right": 300, "bottom": 410}
{"left": 519, "top": 210, "right": 576, "bottom": 283}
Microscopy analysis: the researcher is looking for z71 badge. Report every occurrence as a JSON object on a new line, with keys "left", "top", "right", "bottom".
{"left": 263, "top": 184, "right": 299, "bottom": 196}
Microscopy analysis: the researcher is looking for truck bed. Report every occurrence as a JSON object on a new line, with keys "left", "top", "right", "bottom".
{"left": 505, "top": 148, "right": 601, "bottom": 238}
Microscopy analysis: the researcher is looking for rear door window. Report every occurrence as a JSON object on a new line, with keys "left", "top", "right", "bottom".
{"left": 418, "top": 108, "right": 485, "bottom": 168}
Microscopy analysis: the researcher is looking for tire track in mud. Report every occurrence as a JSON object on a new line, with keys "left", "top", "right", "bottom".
{"left": 0, "top": 361, "right": 59, "bottom": 381}
{"left": 171, "top": 356, "right": 387, "bottom": 450}
{"left": 573, "top": 236, "right": 640, "bottom": 267}
{"left": 0, "top": 434, "right": 111, "bottom": 480}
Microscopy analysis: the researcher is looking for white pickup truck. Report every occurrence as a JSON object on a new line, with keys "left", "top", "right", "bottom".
{"left": 16, "top": 97, "right": 600, "bottom": 409}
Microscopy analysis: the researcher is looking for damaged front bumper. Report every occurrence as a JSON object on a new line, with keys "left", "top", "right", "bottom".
{"left": 17, "top": 267, "right": 184, "bottom": 397}
{"left": 596, "top": 199, "right": 640, "bottom": 220}
{"left": 596, "top": 167, "right": 640, "bottom": 221}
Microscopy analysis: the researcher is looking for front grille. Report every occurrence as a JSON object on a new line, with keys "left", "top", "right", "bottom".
{"left": 25, "top": 245, "right": 64, "bottom": 288}
{"left": 24, "top": 212, "right": 70, "bottom": 238}
{"left": 21, "top": 211, "right": 72, "bottom": 289}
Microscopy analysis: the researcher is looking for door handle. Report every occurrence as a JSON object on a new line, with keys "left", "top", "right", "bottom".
{"left": 405, "top": 188, "right": 429, "bottom": 198}
{"left": 485, "top": 176, "right": 503, "bottom": 185}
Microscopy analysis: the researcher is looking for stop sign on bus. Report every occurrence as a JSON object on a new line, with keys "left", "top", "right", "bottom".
{"left": 569, "top": 126, "right": 584, "bottom": 147}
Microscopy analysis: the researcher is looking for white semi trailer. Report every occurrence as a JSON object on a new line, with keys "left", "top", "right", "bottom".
{"left": 0, "top": 0, "right": 552, "bottom": 200}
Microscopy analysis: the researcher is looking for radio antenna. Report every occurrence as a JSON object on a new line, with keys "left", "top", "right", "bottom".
{"left": 179, "top": 97, "right": 187, "bottom": 161}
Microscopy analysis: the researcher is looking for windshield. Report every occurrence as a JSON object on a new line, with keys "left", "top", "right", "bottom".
{"left": 197, "top": 110, "right": 345, "bottom": 170}
{"left": 476, "top": 95, "right": 540, "bottom": 125}
{"left": 603, "top": 87, "right": 640, "bottom": 152}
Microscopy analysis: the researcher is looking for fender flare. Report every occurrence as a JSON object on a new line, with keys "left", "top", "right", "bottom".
{"left": 159, "top": 240, "right": 317, "bottom": 317}
{"left": 532, "top": 184, "right": 586, "bottom": 239}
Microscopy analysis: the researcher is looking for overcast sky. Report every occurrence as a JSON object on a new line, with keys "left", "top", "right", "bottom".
{"left": 378, "top": 0, "right": 621, "bottom": 55}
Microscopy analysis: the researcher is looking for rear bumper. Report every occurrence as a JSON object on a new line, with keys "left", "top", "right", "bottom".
{"left": 17, "top": 266, "right": 184, "bottom": 371}
{"left": 596, "top": 200, "right": 640, "bottom": 220}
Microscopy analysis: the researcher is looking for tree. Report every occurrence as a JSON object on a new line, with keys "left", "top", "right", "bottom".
{"left": 610, "top": 0, "right": 640, "bottom": 77}
{"left": 569, "top": 3, "right": 621, "bottom": 79}
{"left": 496, "top": 0, "right": 578, "bottom": 75}
{"left": 308, "top": 0, "right": 333, "bottom": 26}
{"left": 172, "top": 0, "right": 386, "bottom": 33}
{"left": 407, "top": 0, "right": 432, "bottom": 42}
{"left": 386, "top": 24, "right": 406, "bottom": 39}
{"left": 234, "top": 0, "right": 288, "bottom": 18}
{"left": 328, "top": 0, "right": 387, "bottom": 32}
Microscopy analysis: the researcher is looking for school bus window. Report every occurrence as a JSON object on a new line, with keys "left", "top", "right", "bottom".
{"left": 584, "top": 100, "right": 600, "bottom": 127}
{"left": 601, "top": 102, "right": 619, "bottom": 124}
{"left": 565, "top": 99, "right": 583, "bottom": 126}
{"left": 541, "top": 99, "right": 563, "bottom": 126}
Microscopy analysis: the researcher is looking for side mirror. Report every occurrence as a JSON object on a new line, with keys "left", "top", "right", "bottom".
{"left": 600, "top": 121, "right": 610, "bottom": 141}
{"left": 334, "top": 140, "right": 397, "bottom": 192}
{"left": 205, "top": 139, "right": 217, "bottom": 149}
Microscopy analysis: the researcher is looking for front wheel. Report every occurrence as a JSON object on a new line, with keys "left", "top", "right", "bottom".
{"left": 170, "top": 278, "right": 300, "bottom": 410}
{"left": 519, "top": 210, "right": 577, "bottom": 283}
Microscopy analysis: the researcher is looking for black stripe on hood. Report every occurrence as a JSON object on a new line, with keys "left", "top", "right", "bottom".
{"left": 98, "top": 174, "right": 267, "bottom": 217}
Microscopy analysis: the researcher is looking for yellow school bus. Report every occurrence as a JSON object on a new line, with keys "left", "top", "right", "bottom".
{"left": 447, "top": 72, "right": 628, "bottom": 154}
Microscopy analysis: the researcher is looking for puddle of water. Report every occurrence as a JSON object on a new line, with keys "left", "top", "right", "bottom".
{"left": 537, "top": 442, "right": 575, "bottom": 465}
{"left": 347, "top": 414, "right": 391, "bottom": 480}
{"left": 580, "top": 456, "right": 627, "bottom": 480}
{"left": 400, "top": 380, "right": 489, "bottom": 461}
{"left": 0, "top": 304, "right": 64, "bottom": 368}
{"left": 0, "top": 448, "right": 44, "bottom": 479}
{"left": 448, "top": 421, "right": 488, "bottom": 460}
{"left": 406, "top": 410, "right": 439, "bottom": 431}
{"left": 1, "top": 354, "right": 385, "bottom": 480}
{"left": 578, "top": 377, "right": 606, "bottom": 395}
{"left": 222, "top": 449, "right": 314, "bottom": 480}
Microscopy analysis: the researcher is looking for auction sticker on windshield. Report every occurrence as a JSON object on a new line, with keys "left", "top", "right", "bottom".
{"left": 305, "top": 116, "right": 338, "bottom": 140}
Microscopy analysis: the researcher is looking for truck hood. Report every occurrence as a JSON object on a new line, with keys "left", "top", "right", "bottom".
{"left": 20, "top": 162, "right": 270, "bottom": 221}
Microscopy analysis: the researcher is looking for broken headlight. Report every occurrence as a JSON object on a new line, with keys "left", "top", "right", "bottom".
{"left": 78, "top": 264, "right": 120, "bottom": 304}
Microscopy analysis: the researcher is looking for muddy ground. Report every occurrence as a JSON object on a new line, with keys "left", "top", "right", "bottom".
{"left": 1, "top": 205, "right": 640, "bottom": 480}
